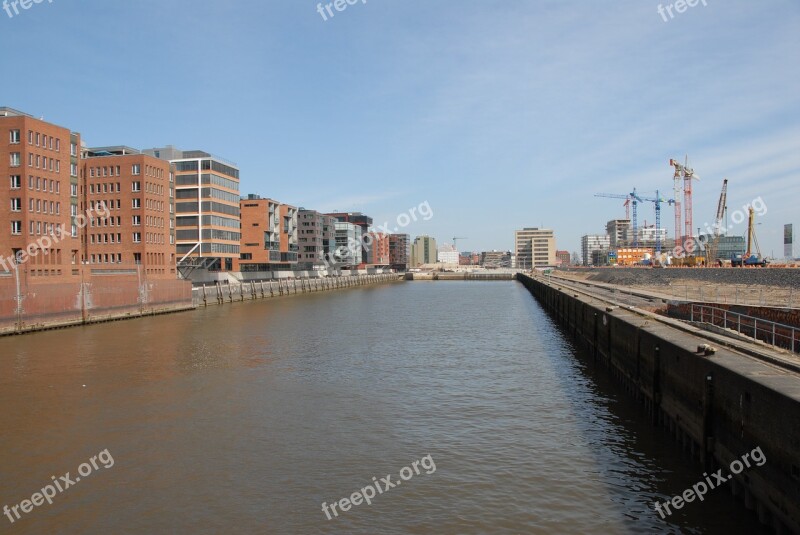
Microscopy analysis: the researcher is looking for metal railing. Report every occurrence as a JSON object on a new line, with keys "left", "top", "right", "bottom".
{"left": 671, "top": 285, "right": 796, "bottom": 308}
{"left": 691, "top": 304, "right": 799, "bottom": 354}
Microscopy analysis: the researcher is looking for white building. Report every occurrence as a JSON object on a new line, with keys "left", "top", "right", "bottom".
{"left": 334, "top": 222, "right": 360, "bottom": 267}
{"left": 438, "top": 244, "right": 459, "bottom": 265}
{"left": 581, "top": 234, "right": 611, "bottom": 266}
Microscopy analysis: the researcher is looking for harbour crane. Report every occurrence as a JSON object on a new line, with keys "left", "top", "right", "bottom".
{"left": 670, "top": 157, "right": 700, "bottom": 255}
{"left": 706, "top": 179, "right": 728, "bottom": 264}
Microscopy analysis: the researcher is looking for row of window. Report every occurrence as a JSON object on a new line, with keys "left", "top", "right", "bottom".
{"left": 9, "top": 220, "right": 65, "bottom": 236}
{"left": 11, "top": 197, "right": 62, "bottom": 215}
{"left": 8, "top": 129, "right": 62, "bottom": 152}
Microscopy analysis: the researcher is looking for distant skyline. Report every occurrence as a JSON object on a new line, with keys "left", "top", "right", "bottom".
{"left": 2, "top": 1, "right": 798, "bottom": 257}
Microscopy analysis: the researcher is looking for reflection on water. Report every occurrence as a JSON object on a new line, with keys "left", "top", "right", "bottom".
{"left": 0, "top": 282, "right": 764, "bottom": 534}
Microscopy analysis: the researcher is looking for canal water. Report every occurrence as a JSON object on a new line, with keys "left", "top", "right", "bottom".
{"left": 0, "top": 281, "right": 765, "bottom": 534}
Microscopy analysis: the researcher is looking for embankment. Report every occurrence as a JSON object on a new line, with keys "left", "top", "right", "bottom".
{"left": 517, "top": 272, "right": 800, "bottom": 533}
{"left": 193, "top": 273, "right": 402, "bottom": 306}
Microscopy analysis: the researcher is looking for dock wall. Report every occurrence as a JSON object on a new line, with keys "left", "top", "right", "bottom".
{"left": 0, "top": 269, "right": 193, "bottom": 336}
{"left": 517, "top": 273, "right": 800, "bottom": 533}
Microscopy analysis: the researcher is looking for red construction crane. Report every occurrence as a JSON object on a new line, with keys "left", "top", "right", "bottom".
{"left": 670, "top": 157, "right": 700, "bottom": 255}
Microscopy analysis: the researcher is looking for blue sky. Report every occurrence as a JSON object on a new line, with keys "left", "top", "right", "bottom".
{"left": 2, "top": 0, "right": 799, "bottom": 256}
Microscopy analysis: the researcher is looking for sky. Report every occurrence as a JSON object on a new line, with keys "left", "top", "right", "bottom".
{"left": 2, "top": 0, "right": 799, "bottom": 257}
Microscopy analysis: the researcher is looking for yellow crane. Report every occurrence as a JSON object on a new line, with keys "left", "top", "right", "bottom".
{"left": 707, "top": 179, "right": 727, "bottom": 266}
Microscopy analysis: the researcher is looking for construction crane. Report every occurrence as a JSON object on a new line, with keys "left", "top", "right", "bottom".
{"left": 706, "top": 179, "right": 728, "bottom": 265}
{"left": 596, "top": 190, "right": 639, "bottom": 246}
{"left": 596, "top": 189, "right": 672, "bottom": 254}
{"left": 452, "top": 237, "right": 468, "bottom": 250}
{"left": 670, "top": 157, "right": 700, "bottom": 255}
{"left": 732, "top": 208, "right": 768, "bottom": 267}
{"left": 623, "top": 198, "right": 631, "bottom": 219}
{"left": 633, "top": 190, "right": 673, "bottom": 255}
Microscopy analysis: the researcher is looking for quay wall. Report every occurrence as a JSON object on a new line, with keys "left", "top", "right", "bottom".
{"left": 192, "top": 273, "right": 402, "bottom": 307}
{"left": 0, "top": 269, "right": 193, "bottom": 336}
{"left": 517, "top": 273, "right": 800, "bottom": 533}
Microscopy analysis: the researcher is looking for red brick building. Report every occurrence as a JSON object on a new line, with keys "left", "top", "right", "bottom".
{"left": 366, "top": 232, "right": 390, "bottom": 266}
{"left": 81, "top": 147, "right": 176, "bottom": 278}
{"left": 237, "top": 194, "right": 298, "bottom": 271}
{"left": 0, "top": 107, "right": 81, "bottom": 281}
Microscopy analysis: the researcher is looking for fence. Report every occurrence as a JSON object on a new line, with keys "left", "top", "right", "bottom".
{"left": 670, "top": 285, "right": 797, "bottom": 308}
{"left": 690, "top": 304, "right": 799, "bottom": 354}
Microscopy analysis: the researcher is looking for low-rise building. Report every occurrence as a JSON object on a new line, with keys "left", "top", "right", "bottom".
{"left": 617, "top": 247, "right": 654, "bottom": 265}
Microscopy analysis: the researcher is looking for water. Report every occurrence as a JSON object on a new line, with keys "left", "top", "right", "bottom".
{"left": 0, "top": 281, "right": 765, "bottom": 534}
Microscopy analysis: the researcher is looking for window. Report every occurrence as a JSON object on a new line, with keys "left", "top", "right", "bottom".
{"left": 70, "top": 163, "right": 78, "bottom": 177}
{"left": 70, "top": 142, "right": 77, "bottom": 156}
{"left": 132, "top": 164, "right": 141, "bottom": 175}
{"left": 9, "top": 153, "right": 20, "bottom": 167}
{"left": 132, "top": 198, "right": 141, "bottom": 209}
{"left": 133, "top": 232, "right": 141, "bottom": 243}
{"left": 10, "top": 198, "right": 21, "bottom": 211}
{"left": 55, "top": 139, "right": 60, "bottom": 152}
{"left": 71, "top": 184, "right": 78, "bottom": 196}
{"left": 132, "top": 215, "right": 141, "bottom": 226}
{"left": 55, "top": 160, "right": 60, "bottom": 173}
{"left": 10, "top": 175, "right": 20, "bottom": 189}
{"left": 11, "top": 221, "right": 22, "bottom": 235}
{"left": 9, "top": 129, "right": 20, "bottom": 144}
{"left": 132, "top": 181, "right": 141, "bottom": 192}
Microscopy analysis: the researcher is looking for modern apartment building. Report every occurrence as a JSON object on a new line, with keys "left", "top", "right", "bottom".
{"left": 366, "top": 232, "right": 390, "bottom": 266}
{"left": 143, "top": 146, "right": 240, "bottom": 272}
{"left": 388, "top": 233, "right": 409, "bottom": 271}
{"left": 581, "top": 234, "right": 611, "bottom": 266}
{"left": 238, "top": 194, "right": 298, "bottom": 271}
{"left": 0, "top": 107, "right": 81, "bottom": 280}
{"left": 606, "top": 219, "right": 631, "bottom": 248}
{"left": 297, "top": 209, "right": 336, "bottom": 269}
{"left": 81, "top": 146, "right": 176, "bottom": 278}
{"left": 335, "top": 222, "right": 361, "bottom": 268}
{"left": 410, "top": 235, "right": 437, "bottom": 266}
{"left": 514, "top": 228, "right": 556, "bottom": 269}
{"left": 326, "top": 212, "right": 372, "bottom": 264}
